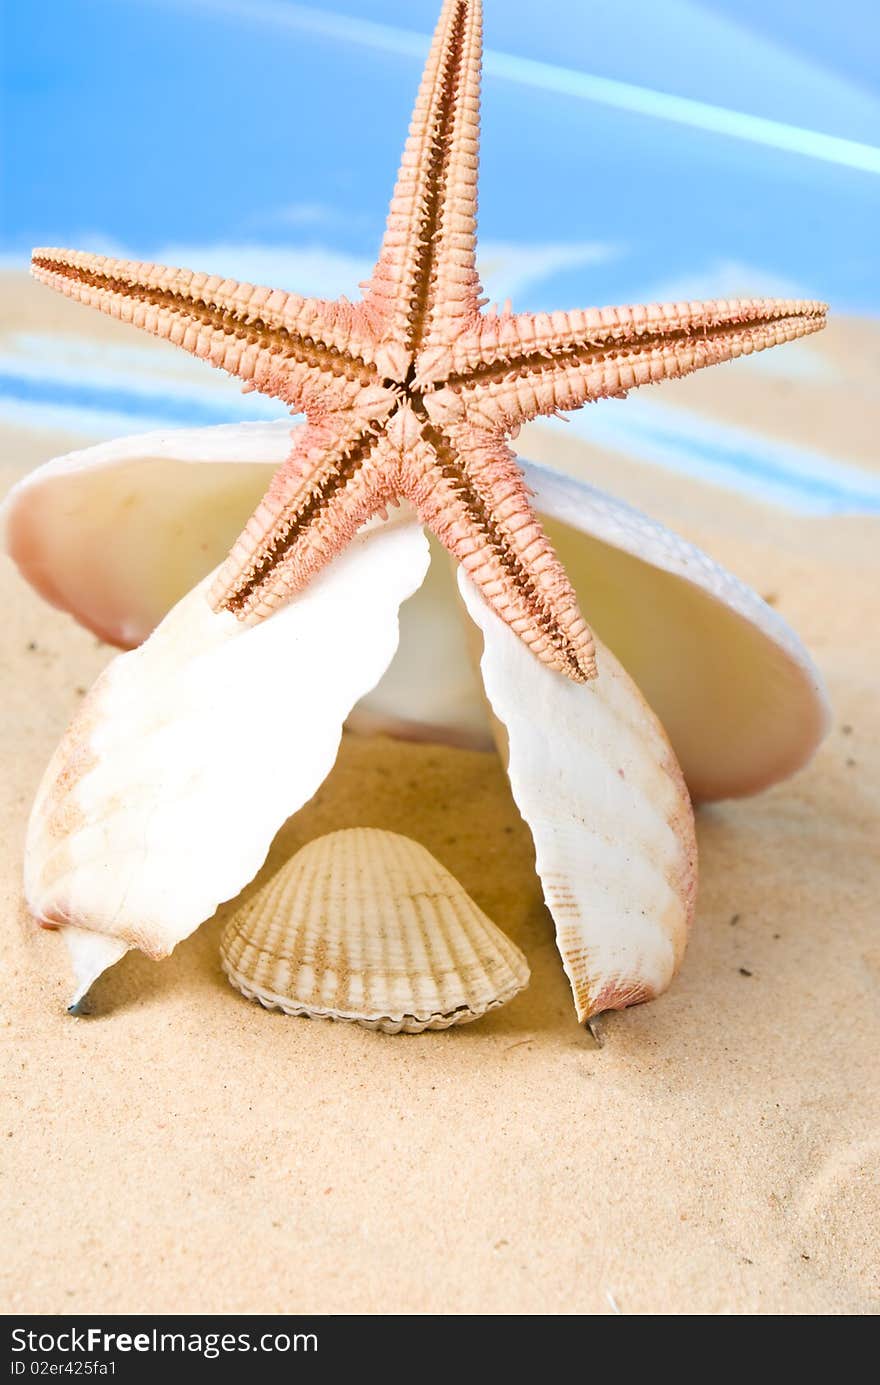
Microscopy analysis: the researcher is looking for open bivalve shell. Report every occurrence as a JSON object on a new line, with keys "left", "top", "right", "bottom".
{"left": 2, "top": 420, "right": 829, "bottom": 801}
{"left": 219, "top": 828, "right": 530, "bottom": 1033}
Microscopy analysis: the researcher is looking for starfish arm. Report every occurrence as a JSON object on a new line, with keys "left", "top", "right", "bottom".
{"left": 419, "top": 296, "right": 828, "bottom": 430}
{"left": 364, "top": 0, "right": 484, "bottom": 374}
{"left": 208, "top": 424, "right": 402, "bottom": 621}
{"left": 31, "top": 248, "right": 390, "bottom": 418}
{"left": 397, "top": 416, "right": 596, "bottom": 681}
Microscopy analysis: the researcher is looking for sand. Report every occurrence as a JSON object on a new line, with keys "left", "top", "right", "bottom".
{"left": 1, "top": 275, "right": 878, "bottom": 1315}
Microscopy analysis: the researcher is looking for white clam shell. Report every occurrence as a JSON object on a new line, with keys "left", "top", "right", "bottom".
{"left": 523, "top": 462, "right": 829, "bottom": 800}
{"left": 1, "top": 419, "right": 829, "bottom": 799}
{"left": 460, "top": 576, "right": 697, "bottom": 1022}
{"left": 25, "top": 517, "right": 431, "bottom": 1005}
{"left": 220, "top": 828, "right": 530, "bottom": 1033}
{"left": 2, "top": 421, "right": 279, "bottom": 648}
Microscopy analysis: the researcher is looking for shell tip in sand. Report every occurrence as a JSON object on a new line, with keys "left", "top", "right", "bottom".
{"left": 63, "top": 927, "right": 129, "bottom": 1012}
{"left": 586, "top": 1014, "right": 607, "bottom": 1048}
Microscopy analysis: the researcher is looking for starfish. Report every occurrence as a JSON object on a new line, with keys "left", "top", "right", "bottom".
{"left": 30, "top": 0, "right": 826, "bottom": 682}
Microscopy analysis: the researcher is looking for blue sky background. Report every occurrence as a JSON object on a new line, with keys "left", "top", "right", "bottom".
{"left": 2, "top": 1, "right": 879, "bottom": 516}
{"left": 3, "top": 0, "right": 879, "bottom": 313}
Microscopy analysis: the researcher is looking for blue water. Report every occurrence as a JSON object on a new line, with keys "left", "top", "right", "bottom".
{"left": 0, "top": 371, "right": 267, "bottom": 430}
{"left": 2, "top": 366, "right": 878, "bottom": 517}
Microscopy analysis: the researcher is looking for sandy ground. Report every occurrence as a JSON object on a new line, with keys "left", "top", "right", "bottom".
{"left": 1, "top": 277, "right": 878, "bottom": 1314}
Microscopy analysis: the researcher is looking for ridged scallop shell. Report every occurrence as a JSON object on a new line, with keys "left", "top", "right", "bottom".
{"left": 220, "top": 829, "right": 529, "bottom": 1033}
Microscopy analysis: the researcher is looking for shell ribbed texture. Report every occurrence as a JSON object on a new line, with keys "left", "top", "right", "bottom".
{"left": 220, "top": 828, "right": 529, "bottom": 1033}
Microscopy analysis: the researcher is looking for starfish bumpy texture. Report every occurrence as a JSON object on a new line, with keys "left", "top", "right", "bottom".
{"left": 30, "top": 0, "right": 826, "bottom": 682}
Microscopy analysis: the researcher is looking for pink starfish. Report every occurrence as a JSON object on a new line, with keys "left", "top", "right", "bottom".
{"left": 30, "top": 0, "right": 826, "bottom": 682}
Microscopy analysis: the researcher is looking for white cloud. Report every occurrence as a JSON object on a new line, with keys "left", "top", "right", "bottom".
{"left": 149, "top": 242, "right": 373, "bottom": 298}
{"left": 477, "top": 240, "right": 619, "bottom": 304}
{"left": 634, "top": 258, "right": 810, "bottom": 306}
{"left": 251, "top": 202, "right": 373, "bottom": 233}
{"left": 267, "top": 203, "right": 341, "bottom": 228}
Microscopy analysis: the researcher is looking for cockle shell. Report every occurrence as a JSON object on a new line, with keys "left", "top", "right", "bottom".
{"left": 220, "top": 829, "right": 530, "bottom": 1032}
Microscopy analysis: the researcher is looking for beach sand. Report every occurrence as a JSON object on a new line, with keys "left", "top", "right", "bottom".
{"left": 1, "top": 274, "right": 878, "bottom": 1314}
